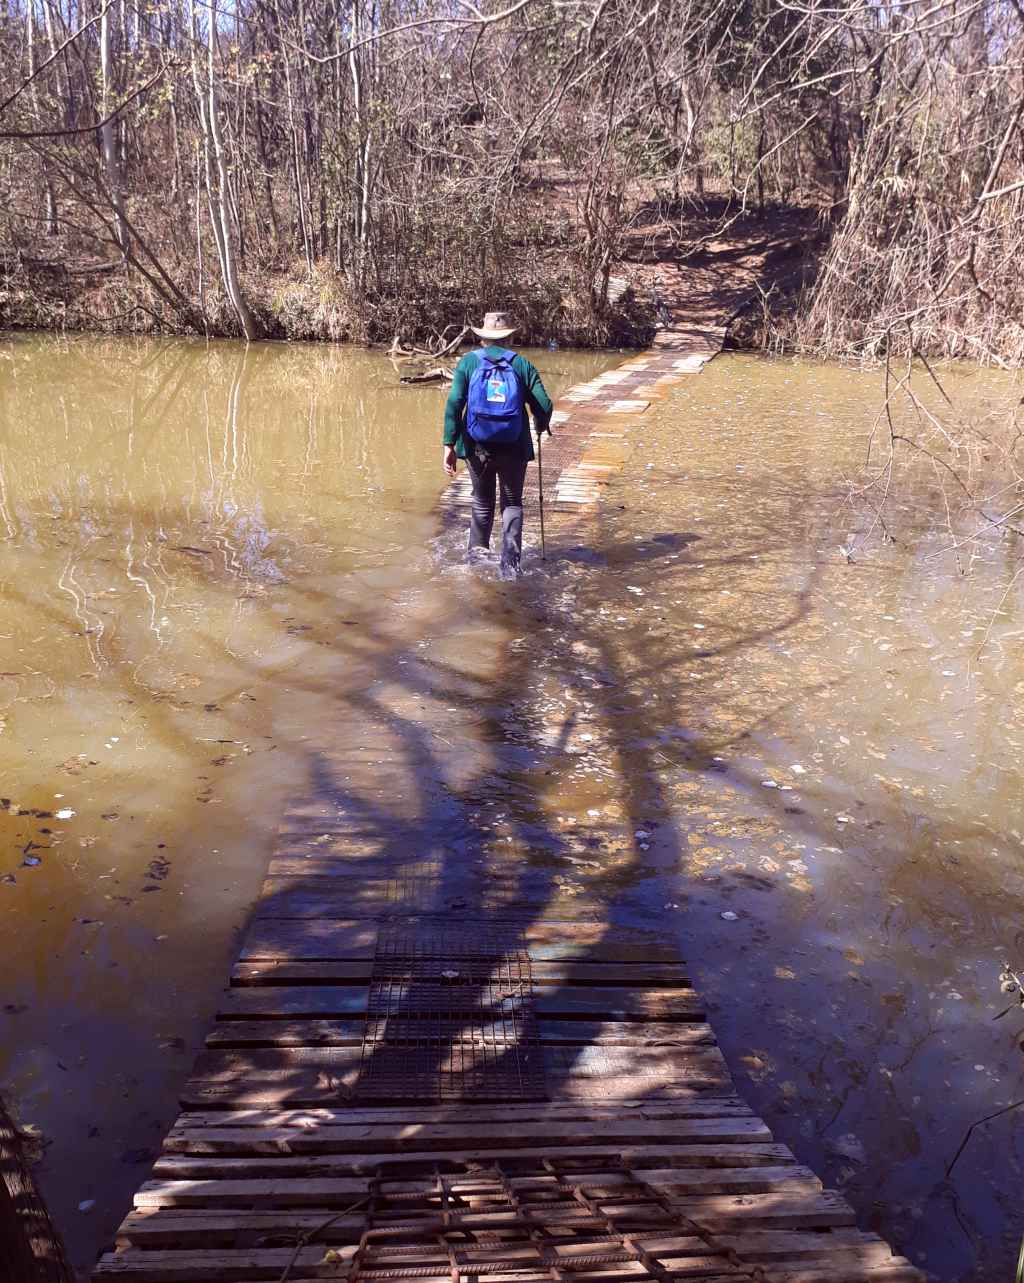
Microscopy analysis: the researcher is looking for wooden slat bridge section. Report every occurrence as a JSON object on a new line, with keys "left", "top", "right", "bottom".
{"left": 92, "top": 317, "right": 922, "bottom": 1283}
{"left": 440, "top": 324, "right": 725, "bottom": 516}
{"left": 93, "top": 870, "right": 922, "bottom": 1281}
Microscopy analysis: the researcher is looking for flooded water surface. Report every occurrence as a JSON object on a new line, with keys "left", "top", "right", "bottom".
{"left": 2, "top": 335, "right": 1023, "bottom": 1283}
{"left": 0, "top": 334, "right": 616, "bottom": 1271}
{"left": 556, "top": 355, "right": 1024, "bottom": 1283}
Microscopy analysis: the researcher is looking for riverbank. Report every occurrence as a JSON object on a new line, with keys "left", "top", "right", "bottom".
{"left": 0, "top": 200, "right": 817, "bottom": 351}
{"left": 0, "top": 240, "right": 655, "bottom": 348}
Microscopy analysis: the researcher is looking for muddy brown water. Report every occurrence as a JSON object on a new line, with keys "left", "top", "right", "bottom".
{"left": 0, "top": 334, "right": 616, "bottom": 1274}
{"left": 1, "top": 335, "right": 1023, "bottom": 1282}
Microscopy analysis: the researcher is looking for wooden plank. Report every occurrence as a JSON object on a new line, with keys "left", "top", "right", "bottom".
{"left": 757, "top": 1270, "right": 921, "bottom": 1283}
{"left": 170, "top": 1099, "right": 756, "bottom": 1130}
{"left": 116, "top": 1208, "right": 371, "bottom": 1248}
{"left": 182, "top": 1077, "right": 730, "bottom": 1108}
{"left": 186, "top": 1045, "right": 728, "bottom": 1086}
{"left": 543, "top": 1044, "right": 729, "bottom": 1078}
{"left": 230, "top": 962, "right": 369, "bottom": 986}
{"left": 551, "top": 986, "right": 707, "bottom": 1019}
{"left": 714, "top": 1230, "right": 898, "bottom": 1264}
{"left": 229, "top": 960, "right": 691, "bottom": 987}
{"left": 205, "top": 1019, "right": 717, "bottom": 1049}
{"left": 240, "top": 919, "right": 378, "bottom": 961}
{"left": 116, "top": 1192, "right": 860, "bottom": 1248}
{"left": 668, "top": 1192, "right": 857, "bottom": 1232}
{"left": 134, "top": 1165, "right": 821, "bottom": 1210}
{"left": 163, "top": 1117, "right": 774, "bottom": 1157}
{"left": 151, "top": 1144, "right": 796, "bottom": 1179}
{"left": 183, "top": 1045, "right": 731, "bottom": 1106}
{"left": 216, "top": 988, "right": 367, "bottom": 1019}
{"left": 214, "top": 985, "right": 705, "bottom": 1021}
{"left": 133, "top": 1177, "right": 366, "bottom": 1208}
{"left": 93, "top": 1246, "right": 356, "bottom": 1280}
{"left": 255, "top": 878, "right": 612, "bottom": 920}
{"left": 206, "top": 1019, "right": 364, "bottom": 1047}
{"left": 626, "top": 1166, "right": 823, "bottom": 1195}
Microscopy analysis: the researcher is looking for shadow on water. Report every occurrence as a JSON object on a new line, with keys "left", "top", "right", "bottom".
{"left": 226, "top": 499, "right": 827, "bottom": 1114}
{"left": 5, "top": 467, "right": 995, "bottom": 1279}
{"left": 4, "top": 334, "right": 1022, "bottom": 1280}
{"left": 235, "top": 451, "right": 1024, "bottom": 1283}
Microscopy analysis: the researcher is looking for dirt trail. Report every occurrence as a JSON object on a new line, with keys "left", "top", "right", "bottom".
{"left": 619, "top": 199, "right": 819, "bottom": 331}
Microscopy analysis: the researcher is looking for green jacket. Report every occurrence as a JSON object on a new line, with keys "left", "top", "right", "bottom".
{"left": 443, "top": 347, "right": 553, "bottom": 461}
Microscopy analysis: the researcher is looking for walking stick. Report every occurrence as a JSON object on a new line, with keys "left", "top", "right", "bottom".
{"left": 535, "top": 424, "right": 547, "bottom": 561}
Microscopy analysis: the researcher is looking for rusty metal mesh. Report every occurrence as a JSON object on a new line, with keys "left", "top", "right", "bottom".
{"left": 346, "top": 1162, "right": 709, "bottom": 1283}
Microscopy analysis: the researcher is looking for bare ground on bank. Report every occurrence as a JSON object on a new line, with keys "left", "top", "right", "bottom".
{"left": 1, "top": 197, "right": 820, "bottom": 352}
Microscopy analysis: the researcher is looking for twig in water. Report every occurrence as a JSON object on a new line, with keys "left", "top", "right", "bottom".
{"left": 277, "top": 1195, "right": 370, "bottom": 1282}
{"left": 945, "top": 1099, "right": 1024, "bottom": 1178}
{"left": 972, "top": 567, "right": 1024, "bottom": 665}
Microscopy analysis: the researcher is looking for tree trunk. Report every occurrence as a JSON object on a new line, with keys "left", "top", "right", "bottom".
{"left": 190, "top": 0, "right": 261, "bottom": 339}
{"left": 27, "top": 3, "right": 59, "bottom": 236}
{"left": 349, "top": 0, "right": 368, "bottom": 293}
{"left": 99, "top": 2, "right": 129, "bottom": 256}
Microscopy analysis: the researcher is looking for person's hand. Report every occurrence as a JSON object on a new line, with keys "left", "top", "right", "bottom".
{"left": 443, "top": 445, "right": 457, "bottom": 477}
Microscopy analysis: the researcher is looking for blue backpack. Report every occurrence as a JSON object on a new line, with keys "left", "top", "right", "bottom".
{"left": 466, "top": 349, "right": 524, "bottom": 445}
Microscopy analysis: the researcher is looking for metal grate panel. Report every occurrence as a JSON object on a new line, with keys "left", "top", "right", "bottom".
{"left": 357, "top": 928, "right": 547, "bottom": 1102}
{"left": 348, "top": 1162, "right": 691, "bottom": 1283}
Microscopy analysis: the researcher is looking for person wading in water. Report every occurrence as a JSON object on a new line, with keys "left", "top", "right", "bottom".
{"left": 442, "top": 311, "right": 553, "bottom": 579}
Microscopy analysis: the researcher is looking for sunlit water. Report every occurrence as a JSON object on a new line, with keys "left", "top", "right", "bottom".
{"left": 534, "top": 354, "right": 1024, "bottom": 1283}
{"left": 3, "top": 335, "right": 1024, "bottom": 1282}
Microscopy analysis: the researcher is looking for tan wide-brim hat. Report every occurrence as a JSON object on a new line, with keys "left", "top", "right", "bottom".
{"left": 470, "top": 310, "right": 518, "bottom": 341}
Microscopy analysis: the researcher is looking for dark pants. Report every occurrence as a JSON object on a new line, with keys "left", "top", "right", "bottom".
{"left": 464, "top": 444, "right": 529, "bottom": 567}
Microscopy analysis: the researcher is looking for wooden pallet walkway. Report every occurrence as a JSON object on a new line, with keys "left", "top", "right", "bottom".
{"left": 441, "top": 324, "right": 725, "bottom": 517}
{"left": 92, "top": 832, "right": 923, "bottom": 1282}
{"left": 92, "top": 318, "right": 922, "bottom": 1283}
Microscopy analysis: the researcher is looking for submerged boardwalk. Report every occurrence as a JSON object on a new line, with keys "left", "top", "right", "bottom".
{"left": 92, "top": 325, "right": 923, "bottom": 1283}
{"left": 442, "top": 323, "right": 725, "bottom": 516}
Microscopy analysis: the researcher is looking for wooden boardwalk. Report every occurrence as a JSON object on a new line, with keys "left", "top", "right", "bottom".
{"left": 92, "top": 326, "right": 924, "bottom": 1283}
{"left": 442, "top": 324, "right": 725, "bottom": 516}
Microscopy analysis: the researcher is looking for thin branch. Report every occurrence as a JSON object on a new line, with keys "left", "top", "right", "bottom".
{"left": 284, "top": 0, "right": 538, "bottom": 65}
{"left": 0, "top": 0, "right": 117, "bottom": 119}
{"left": 0, "top": 64, "right": 170, "bottom": 139}
{"left": 946, "top": 1098, "right": 1024, "bottom": 1178}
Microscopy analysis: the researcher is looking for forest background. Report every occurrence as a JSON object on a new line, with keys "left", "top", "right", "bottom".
{"left": 0, "top": 0, "right": 1022, "bottom": 361}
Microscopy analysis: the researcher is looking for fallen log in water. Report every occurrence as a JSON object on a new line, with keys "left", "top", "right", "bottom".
{"left": 399, "top": 365, "right": 453, "bottom": 385}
